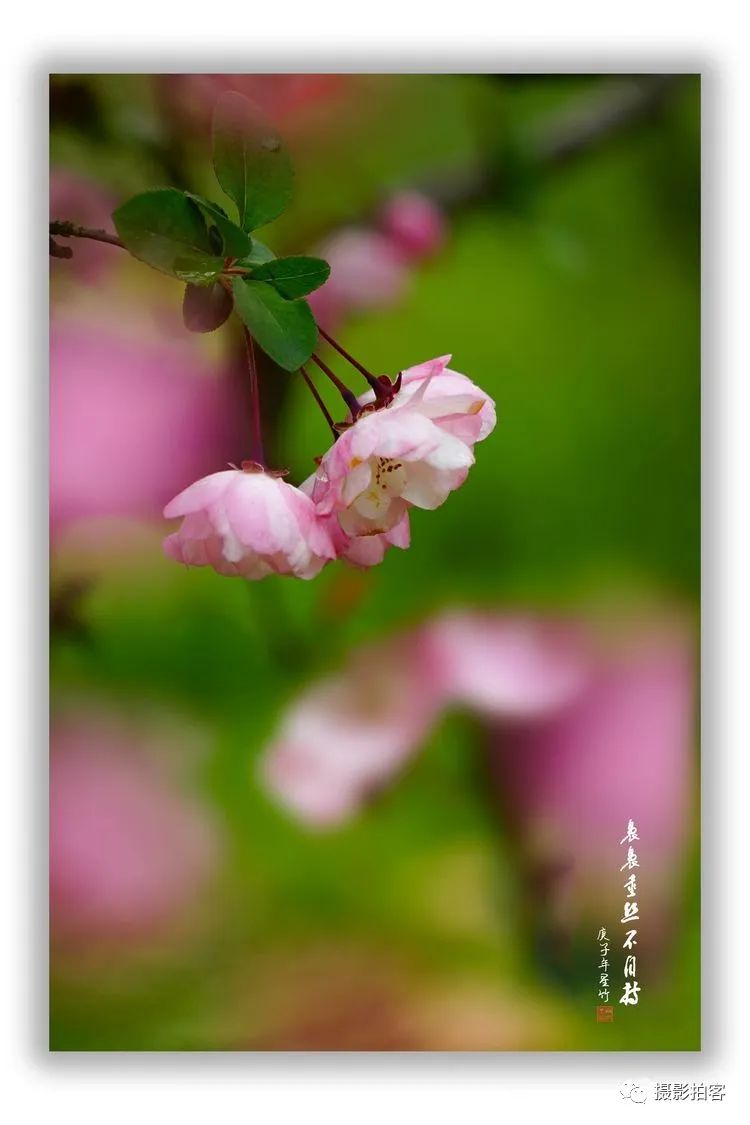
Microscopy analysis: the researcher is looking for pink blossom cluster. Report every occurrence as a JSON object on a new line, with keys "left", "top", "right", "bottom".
{"left": 163, "top": 356, "right": 496, "bottom": 580}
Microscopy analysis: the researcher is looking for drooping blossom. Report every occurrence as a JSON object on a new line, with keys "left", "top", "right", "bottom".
{"left": 262, "top": 630, "right": 442, "bottom": 826}
{"left": 163, "top": 467, "right": 337, "bottom": 580}
{"left": 50, "top": 321, "right": 246, "bottom": 541}
{"left": 306, "top": 356, "right": 495, "bottom": 544}
{"left": 50, "top": 712, "right": 220, "bottom": 944}
{"left": 357, "top": 355, "right": 496, "bottom": 450}
{"left": 377, "top": 191, "right": 446, "bottom": 261}
{"left": 311, "top": 409, "right": 472, "bottom": 539}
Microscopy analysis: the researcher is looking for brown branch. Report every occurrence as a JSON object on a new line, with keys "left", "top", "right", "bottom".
{"left": 49, "top": 220, "right": 124, "bottom": 251}
{"left": 49, "top": 236, "right": 72, "bottom": 259}
{"left": 530, "top": 75, "right": 676, "bottom": 169}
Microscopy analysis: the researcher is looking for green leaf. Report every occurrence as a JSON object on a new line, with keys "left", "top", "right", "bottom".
{"left": 250, "top": 256, "right": 330, "bottom": 299}
{"left": 183, "top": 282, "right": 234, "bottom": 333}
{"left": 235, "top": 240, "right": 276, "bottom": 268}
{"left": 184, "top": 193, "right": 253, "bottom": 259}
{"left": 112, "top": 188, "right": 224, "bottom": 282}
{"left": 232, "top": 279, "right": 317, "bottom": 371}
{"left": 212, "top": 92, "right": 293, "bottom": 231}
{"left": 207, "top": 225, "right": 224, "bottom": 254}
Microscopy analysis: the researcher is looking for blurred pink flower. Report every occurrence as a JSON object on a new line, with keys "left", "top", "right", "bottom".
{"left": 425, "top": 611, "right": 589, "bottom": 719}
{"left": 163, "top": 467, "right": 336, "bottom": 580}
{"left": 262, "top": 631, "right": 442, "bottom": 826}
{"left": 307, "top": 229, "right": 409, "bottom": 330}
{"left": 50, "top": 169, "right": 116, "bottom": 282}
{"left": 487, "top": 619, "right": 695, "bottom": 922}
{"left": 307, "top": 193, "right": 447, "bottom": 332}
{"left": 50, "top": 714, "right": 219, "bottom": 943}
{"left": 50, "top": 321, "right": 246, "bottom": 540}
{"left": 305, "top": 356, "right": 494, "bottom": 544}
{"left": 157, "top": 74, "right": 349, "bottom": 132}
{"left": 261, "top": 610, "right": 586, "bottom": 828}
{"left": 378, "top": 191, "right": 446, "bottom": 261}
{"left": 260, "top": 607, "right": 696, "bottom": 873}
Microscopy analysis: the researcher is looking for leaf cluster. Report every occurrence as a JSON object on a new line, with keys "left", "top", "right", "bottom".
{"left": 112, "top": 93, "right": 329, "bottom": 370}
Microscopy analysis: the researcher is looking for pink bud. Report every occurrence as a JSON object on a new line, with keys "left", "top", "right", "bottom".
{"left": 378, "top": 192, "right": 446, "bottom": 261}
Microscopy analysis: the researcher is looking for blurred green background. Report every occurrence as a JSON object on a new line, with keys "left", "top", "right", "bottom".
{"left": 50, "top": 74, "right": 700, "bottom": 1050}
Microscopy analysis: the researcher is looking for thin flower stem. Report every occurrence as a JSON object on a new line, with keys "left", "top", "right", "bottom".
{"left": 317, "top": 326, "right": 385, "bottom": 398}
{"left": 311, "top": 353, "right": 360, "bottom": 418}
{"left": 300, "top": 365, "right": 337, "bottom": 437}
{"left": 244, "top": 330, "right": 265, "bottom": 466}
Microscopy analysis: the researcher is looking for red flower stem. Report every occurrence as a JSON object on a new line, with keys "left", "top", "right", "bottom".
{"left": 244, "top": 330, "right": 265, "bottom": 466}
{"left": 300, "top": 365, "right": 337, "bottom": 437}
{"left": 317, "top": 326, "right": 386, "bottom": 399}
{"left": 311, "top": 353, "right": 360, "bottom": 418}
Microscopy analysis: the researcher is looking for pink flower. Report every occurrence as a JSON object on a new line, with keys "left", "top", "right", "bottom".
{"left": 378, "top": 191, "right": 446, "bottom": 261}
{"left": 163, "top": 467, "right": 337, "bottom": 580}
{"left": 300, "top": 473, "right": 411, "bottom": 570}
{"left": 358, "top": 355, "right": 496, "bottom": 449}
{"left": 306, "top": 356, "right": 495, "bottom": 542}
{"left": 261, "top": 632, "right": 441, "bottom": 826}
